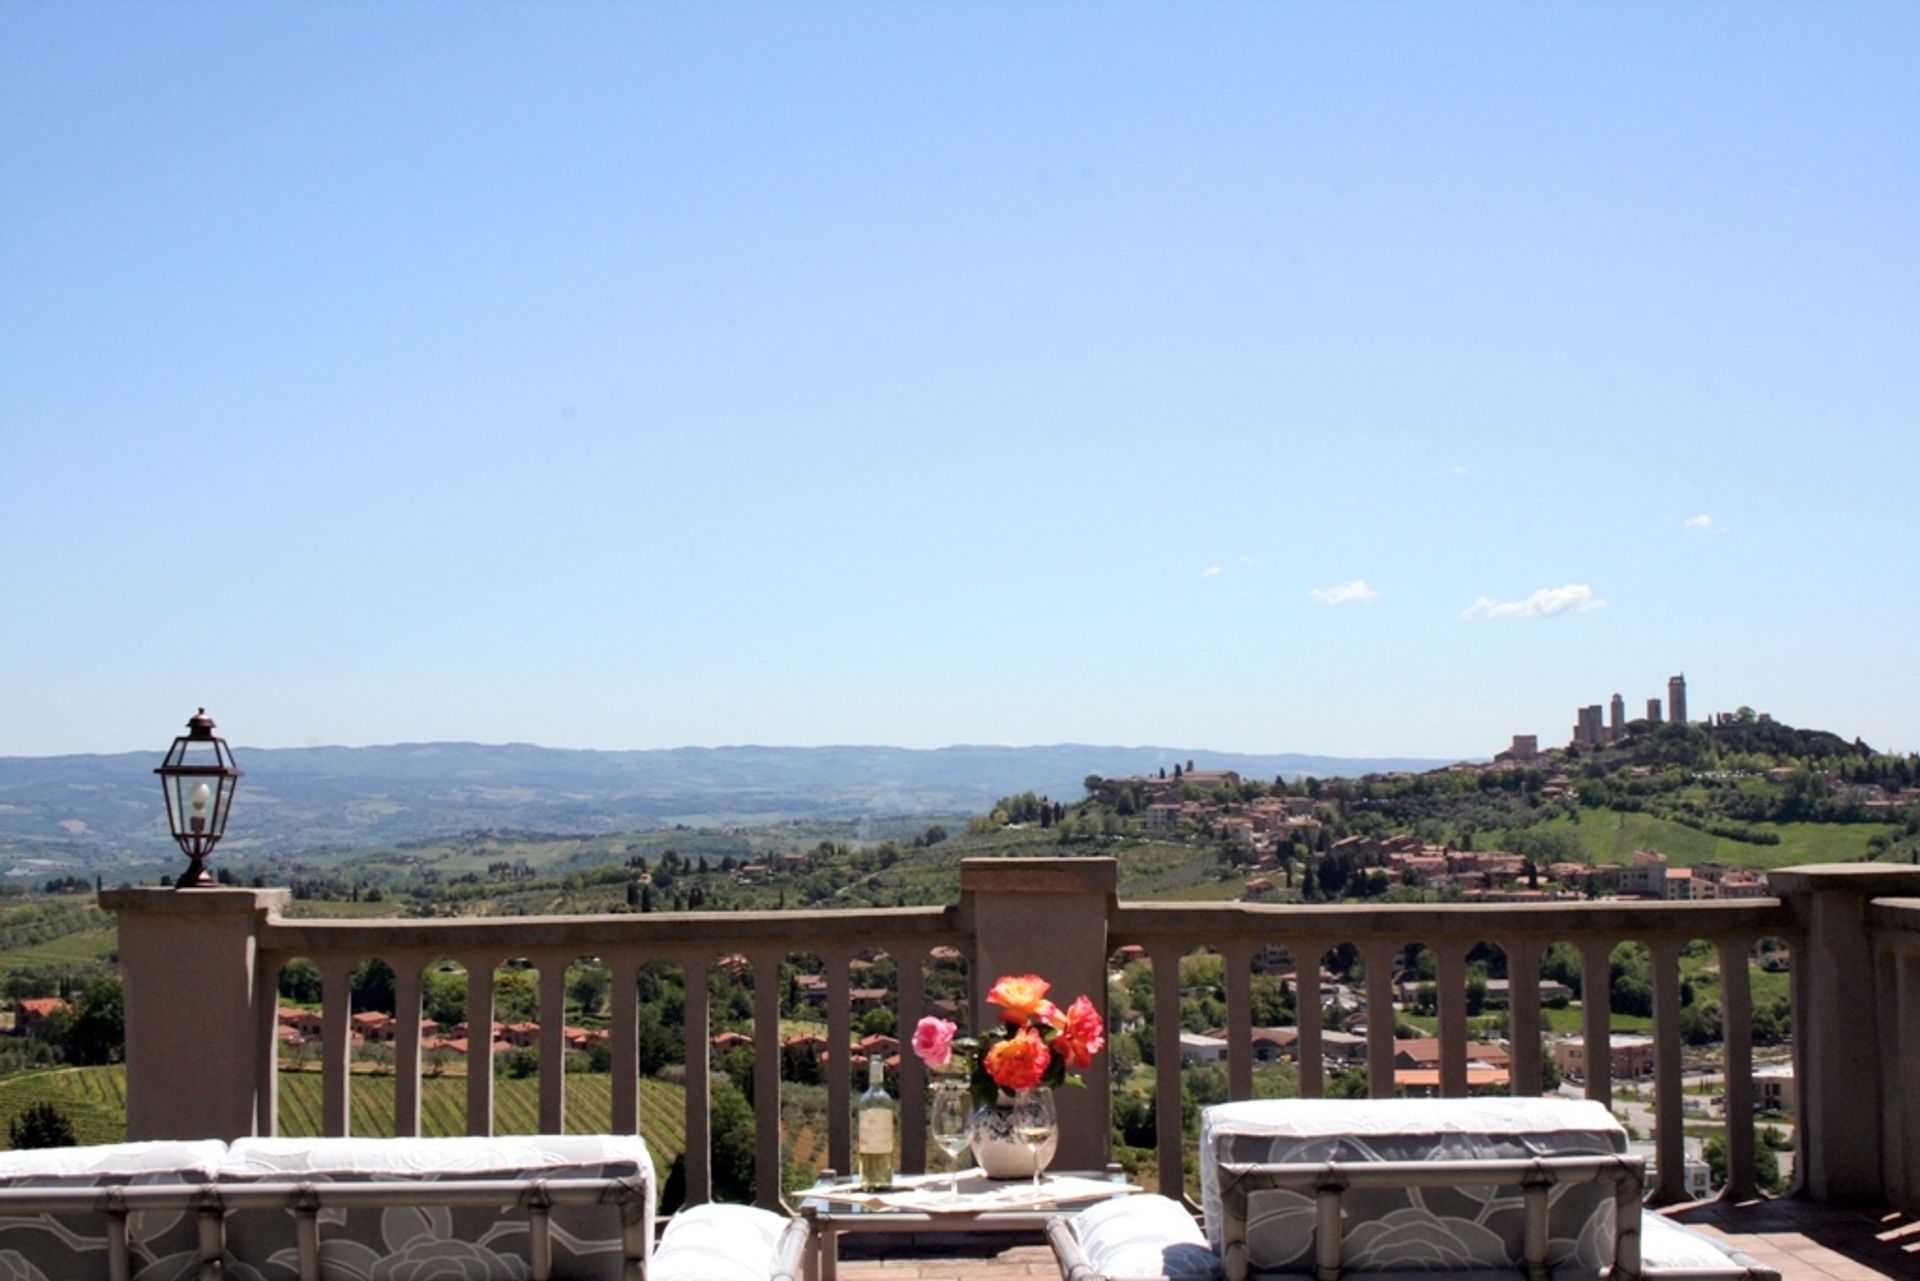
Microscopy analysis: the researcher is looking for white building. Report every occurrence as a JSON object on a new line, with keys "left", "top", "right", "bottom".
{"left": 1178, "top": 1031, "right": 1228, "bottom": 1064}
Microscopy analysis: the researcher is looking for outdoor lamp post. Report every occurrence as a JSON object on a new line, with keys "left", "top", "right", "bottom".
{"left": 154, "top": 708, "right": 243, "bottom": 888}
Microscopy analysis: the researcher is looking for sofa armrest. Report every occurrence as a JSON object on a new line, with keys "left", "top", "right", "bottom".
{"left": 655, "top": 1203, "right": 807, "bottom": 1281}
{"left": 1047, "top": 1194, "right": 1223, "bottom": 1281}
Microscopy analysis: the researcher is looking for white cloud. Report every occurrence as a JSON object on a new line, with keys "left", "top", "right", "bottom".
{"left": 1200, "top": 565, "right": 1223, "bottom": 579}
{"left": 1310, "top": 579, "right": 1382, "bottom": 605}
{"left": 1459, "top": 584, "right": 1607, "bottom": 620}
{"left": 1684, "top": 514, "right": 1723, "bottom": 533}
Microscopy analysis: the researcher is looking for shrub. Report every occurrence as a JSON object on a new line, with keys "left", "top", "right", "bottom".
{"left": 8, "top": 1102, "right": 76, "bottom": 1150}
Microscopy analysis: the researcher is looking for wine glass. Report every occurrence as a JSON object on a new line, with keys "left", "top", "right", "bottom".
{"left": 929, "top": 1084, "right": 973, "bottom": 1199}
{"left": 1011, "top": 1086, "right": 1055, "bottom": 1194}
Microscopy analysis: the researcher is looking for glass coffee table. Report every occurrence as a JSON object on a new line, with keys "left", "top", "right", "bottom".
{"left": 798, "top": 1169, "right": 1139, "bottom": 1281}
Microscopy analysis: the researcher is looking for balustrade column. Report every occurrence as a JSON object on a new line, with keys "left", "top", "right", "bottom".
{"left": 680, "top": 958, "right": 712, "bottom": 1207}
{"left": 826, "top": 954, "right": 852, "bottom": 1176}
{"left": 751, "top": 950, "right": 783, "bottom": 1211}
{"left": 321, "top": 956, "right": 354, "bottom": 1136}
{"left": 1873, "top": 942, "right": 1904, "bottom": 1210}
{"left": 1364, "top": 942, "right": 1397, "bottom": 1100}
{"left": 254, "top": 961, "right": 280, "bottom": 1137}
{"left": 1294, "top": 942, "right": 1326, "bottom": 1100}
{"left": 610, "top": 956, "right": 639, "bottom": 1136}
{"left": 465, "top": 959, "right": 495, "bottom": 1137}
{"left": 538, "top": 961, "right": 568, "bottom": 1134}
{"left": 101, "top": 888, "right": 291, "bottom": 1142}
{"left": 1151, "top": 939, "right": 1185, "bottom": 1199}
{"left": 899, "top": 951, "right": 928, "bottom": 1174}
{"left": 394, "top": 960, "right": 423, "bottom": 1137}
{"left": 1896, "top": 940, "right": 1920, "bottom": 1216}
{"left": 1505, "top": 939, "right": 1543, "bottom": 1099}
{"left": 1224, "top": 943, "right": 1254, "bottom": 1101}
{"left": 1772, "top": 865, "right": 1920, "bottom": 1204}
{"left": 1649, "top": 939, "right": 1686, "bottom": 1205}
{"left": 1434, "top": 944, "right": 1469, "bottom": 1098}
{"left": 1578, "top": 939, "right": 1614, "bottom": 1109}
{"left": 1717, "top": 937, "right": 1755, "bottom": 1201}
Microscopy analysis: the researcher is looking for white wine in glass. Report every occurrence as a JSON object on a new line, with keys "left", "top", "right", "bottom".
{"left": 1011, "top": 1087, "right": 1055, "bottom": 1194}
{"left": 929, "top": 1084, "right": 972, "bottom": 1199}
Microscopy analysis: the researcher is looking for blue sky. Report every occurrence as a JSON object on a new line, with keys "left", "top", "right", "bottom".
{"left": 3, "top": 6, "right": 1915, "bottom": 760}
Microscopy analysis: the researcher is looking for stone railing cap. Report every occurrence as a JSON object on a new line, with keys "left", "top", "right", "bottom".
{"left": 100, "top": 886, "right": 292, "bottom": 916}
{"left": 1767, "top": 864, "right": 1920, "bottom": 898}
{"left": 959, "top": 857, "right": 1118, "bottom": 895}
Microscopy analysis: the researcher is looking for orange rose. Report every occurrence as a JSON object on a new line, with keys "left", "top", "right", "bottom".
{"left": 984, "top": 1028, "right": 1052, "bottom": 1091}
{"left": 1051, "top": 994, "right": 1106, "bottom": 1070}
{"left": 986, "top": 974, "right": 1052, "bottom": 1025}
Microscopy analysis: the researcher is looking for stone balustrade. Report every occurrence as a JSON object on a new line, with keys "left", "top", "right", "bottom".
{"left": 102, "top": 859, "right": 1920, "bottom": 1217}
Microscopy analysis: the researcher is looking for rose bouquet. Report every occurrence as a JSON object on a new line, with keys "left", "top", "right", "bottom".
{"left": 910, "top": 973, "right": 1106, "bottom": 1107}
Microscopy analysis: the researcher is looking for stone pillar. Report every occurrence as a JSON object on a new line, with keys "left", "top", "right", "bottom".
{"left": 1770, "top": 864, "right": 1920, "bottom": 1204}
{"left": 959, "top": 858, "right": 1116, "bottom": 1172}
{"left": 101, "top": 887, "right": 290, "bottom": 1142}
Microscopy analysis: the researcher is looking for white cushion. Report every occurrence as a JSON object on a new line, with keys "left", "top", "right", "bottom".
{"left": 1640, "top": 1214, "right": 1778, "bottom": 1280}
{"left": 0, "top": 1140, "right": 226, "bottom": 1187}
{"left": 221, "top": 1134, "right": 651, "bottom": 1184}
{"left": 1073, "top": 1194, "right": 1223, "bottom": 1281}
{"left": 654, "top": 1204, "right": 793, "bottom": 1281}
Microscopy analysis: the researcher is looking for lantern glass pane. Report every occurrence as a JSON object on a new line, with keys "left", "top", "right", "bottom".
{"left": 175, "top": 738, "right": 224, "bottom": 771}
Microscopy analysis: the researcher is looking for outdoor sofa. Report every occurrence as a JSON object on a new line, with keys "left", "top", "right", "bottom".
{"left": 0, "top": 1133, "right": 805, "bottom": 1281}
{"left": 1048, "top": 1098, "right": 1780, "bottom": 1281}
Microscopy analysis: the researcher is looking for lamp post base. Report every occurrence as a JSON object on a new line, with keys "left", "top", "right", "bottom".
{"left": 175, "top": 857, "right": 215, "bottom": 889}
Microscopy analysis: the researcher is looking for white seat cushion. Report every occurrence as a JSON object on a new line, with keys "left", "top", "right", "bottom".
{"left": 1640, "top": 1214, "right": 1780, "bottom": 1281}
{"left": 1072, "top": 1194, "right": 1224, "bottom": 1281}
{"left": 0, "top": 1140, "right": 226, "bottom": 1187}
{"left": 653, "top": 1204, "right": 793, "bottom": 1281}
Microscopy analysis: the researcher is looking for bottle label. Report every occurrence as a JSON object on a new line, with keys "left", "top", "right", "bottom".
{"left": 858, "top": 1109, "right": 893, "bottom": 1152}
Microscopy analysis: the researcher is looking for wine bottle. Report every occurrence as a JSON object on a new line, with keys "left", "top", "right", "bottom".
{"left": 856, "top": 1053, "right": 896, "bottom": 1191}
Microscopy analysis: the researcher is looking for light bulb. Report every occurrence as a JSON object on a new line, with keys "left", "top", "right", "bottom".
{"left": 189, "top": 782, "right": 211, "bottom": 833}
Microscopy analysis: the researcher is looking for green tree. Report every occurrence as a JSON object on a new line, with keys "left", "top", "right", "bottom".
{"left": 278, "top": 959, "right": 323, "bottom": 1004}
{"left": 422, "top": 967, "right": 467, "bottom": 1025}
{"left": 568, "top": 963, "right": 612, "bottom": 1018}
{"left": 1704, "top": 1132, "right": 1783, "bottom": 1195}
{"left": 8, "top": 1102, "right": 76, "bottom": 1149}
{"left": 65, "top": 977, "right": 123, "bottom": 1066}
{"left": 349, "top": 959, "right": 397, "bottom": 1014}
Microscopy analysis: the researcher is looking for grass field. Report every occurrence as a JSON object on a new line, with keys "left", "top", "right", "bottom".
{"left": 1496, "top": 809, "right": 1895, "bottom": 869}
{"left": 0, "top": 926, "right": 118, "bottom": 968}
{"left": 0, "top": 1064, "right": 695, "bottom": 1166}
{"left": 0, "top": 1065, "right": 129, "bottom": 1147}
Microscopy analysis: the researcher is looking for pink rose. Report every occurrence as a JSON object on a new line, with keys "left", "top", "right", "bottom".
{"left": 912, "top": 1016, "right": 957, "bottom": 1069}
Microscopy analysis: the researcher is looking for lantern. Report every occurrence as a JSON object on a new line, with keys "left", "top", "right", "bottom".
{"left": 154, "top": 708, "right": 243, "bottom": 888}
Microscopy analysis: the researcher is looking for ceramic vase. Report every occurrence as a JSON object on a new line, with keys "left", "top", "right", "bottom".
{"left": 968, "top": 1096, "right": 1058, "bottom": 1180}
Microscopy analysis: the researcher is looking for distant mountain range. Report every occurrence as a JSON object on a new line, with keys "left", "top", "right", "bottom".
{"left": 0, "top": 742, "right": 1453, "bottom": 865}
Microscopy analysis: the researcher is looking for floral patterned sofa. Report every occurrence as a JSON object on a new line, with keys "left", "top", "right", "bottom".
{"left": 0, "top": 1133, "right": 803, "bottom": 1281}
{"left": 1048, "top": 1099, "right": 1780, "bottom": 1281}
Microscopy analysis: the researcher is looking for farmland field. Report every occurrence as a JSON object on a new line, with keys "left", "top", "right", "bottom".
{"left": 0, "top": 1065, "right": 690, "bottom": 1168}
{"left": 1496, "top": 809, "right": 1895, "bottom": 869}
{"left": 0, "top": 1065, "right": 129, "bottom": 1147}
{"left": 274, "top": 1070, "right": 689, "bottom": 1171}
